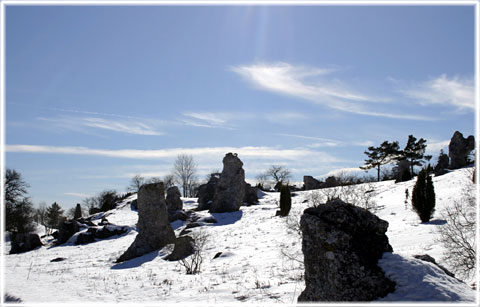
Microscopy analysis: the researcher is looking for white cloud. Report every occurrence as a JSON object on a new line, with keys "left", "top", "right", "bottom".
{"left": 232, "top": 62, "right": 431, "bottom": 120}
{"left": 397, "top": 74, "right": 475, "bottom": 112}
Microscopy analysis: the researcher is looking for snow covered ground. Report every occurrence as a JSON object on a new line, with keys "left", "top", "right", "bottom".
{"left": 2, "top": 167, "right": 478, "bottom": 304}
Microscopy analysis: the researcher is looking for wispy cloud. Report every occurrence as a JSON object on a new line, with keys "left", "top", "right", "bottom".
{"left": 5, "top": 144, "right": 339, "bottom": 163}
{"left": 38, "top": 116, "right": 164, "bottom": 136}
{"left": 277, "top": 133, "right": 374, "bottom": 148}
{"left": 395, "top": 74, "right": 475, "bottom": 112}
{"left": 231, "top": 62, "right": 431, "bottom": 120}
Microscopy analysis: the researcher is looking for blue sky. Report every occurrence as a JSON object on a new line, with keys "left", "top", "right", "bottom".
{"left": 4, "top": 4, "right": 475, "bottom": 209}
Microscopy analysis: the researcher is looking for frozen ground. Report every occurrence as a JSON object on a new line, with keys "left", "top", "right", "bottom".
{"left": 2, "top": 167, "right": 478, "bottom": 304}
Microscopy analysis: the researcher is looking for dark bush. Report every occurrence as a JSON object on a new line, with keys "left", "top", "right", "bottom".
{"left": 279, "top": 184, "right": 292, "bottom": 216}
{"left": 411, "top": 169, "right": 435, "bottom": 223}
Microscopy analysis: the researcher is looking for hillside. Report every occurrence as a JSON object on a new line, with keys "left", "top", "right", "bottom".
{"left": 3, "top": 167, "right": 477, "bottom": 304}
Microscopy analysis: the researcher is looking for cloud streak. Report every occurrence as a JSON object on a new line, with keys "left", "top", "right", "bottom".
{"left": 38, "top": 116, "right": 164, "bottom": 136}
{"left": 232, "top": 62, "right": 432, "bottom": 120}
{"left": 6, "top": 144, "right": 340, "bottom": 163}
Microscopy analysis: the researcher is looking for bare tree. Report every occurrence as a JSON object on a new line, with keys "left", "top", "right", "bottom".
{"left": 180, "top": 230, "right": 209, "bottom": 274}
{"left": 127, "top": 175, "right": 145, "bottom": 193}
{"left": 162, "top": 174, "right": 176, "bottom": 190}
{"left": 260, "top": 165, "right": 292, "bottom": 189}
{"left": 173, "top": 154, "right": 197, "bottom": 197}
{"left": 437, "top": 171, "right": 476, "bottom": 281}
{"left": 35, "top": 202, "right": 49, "bottom": 235}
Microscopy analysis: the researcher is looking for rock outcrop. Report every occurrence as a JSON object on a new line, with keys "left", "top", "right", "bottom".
{"left": 243, "top": 183, "right": 259, "bottom": 206}
{"left": 9, "top": 233, "right": 43, "bottom": 254}
{"left": 298, "top": 199, "right": 395, "bottom": 302}
{"left": 209, "top": 153, "right": 245, "bottom": 213}
{"left": 303, "top": 176, "right": 323, "bottom": 190}
{"left": 166, "top": 186, "right": 183, "bottom": 212}
{"left": 116, "top": 183, "right": 175, "bottom": 263}
{"left": 449, "top": 131, "right": 475, "bottom": 169}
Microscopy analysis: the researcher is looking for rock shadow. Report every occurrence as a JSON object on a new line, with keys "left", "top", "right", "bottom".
{"left": 423, "top": 219, "right": 447, "bottom": 225}
{"left": 209, "top": 210, "right": 243, "bottom": 226}
{"left": 111, "top": 250, "right": 161, "bottom": 270}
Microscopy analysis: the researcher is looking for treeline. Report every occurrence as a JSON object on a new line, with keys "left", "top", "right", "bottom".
{"left": 360, "top": 135, "right": 432, "bottom": 182}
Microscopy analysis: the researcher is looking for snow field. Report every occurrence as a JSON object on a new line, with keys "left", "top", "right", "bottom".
{"left": 3, "top": 167, "right": 477, "bottom": 303}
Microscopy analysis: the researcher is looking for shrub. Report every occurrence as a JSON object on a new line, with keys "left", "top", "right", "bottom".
{"left": 411, "top": 169, "right": 435, "bottom": 223}
{"left": 180, "top": 230, "right": 209, "bottom": 274}
{"left": 279, "top": 184, "right": 292, "bottom": 216}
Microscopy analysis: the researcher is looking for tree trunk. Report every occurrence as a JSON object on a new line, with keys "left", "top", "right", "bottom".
{"left": 377, "top": 165, "right": 381, "bottom": 182}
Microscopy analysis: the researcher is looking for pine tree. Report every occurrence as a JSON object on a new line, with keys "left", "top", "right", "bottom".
{"left": 360, "top": 141, "right": 400, "bottom": 181}
{"left": 74, "top": 203, "right": 82, "bottom": 219}
{"left": 5, "top": 168, "right": 36, "bottom": 234}
{"left": 401, "top": 135, "right": 428, "bottom": 176}
{"left": 46, "top": 202, "right": 64, "bottom": 230}
{"left": 411, "top": 169, "right": 435, "bottom": 223}
{"left": 279, "top": 184, "right": 292, "bottom": 216}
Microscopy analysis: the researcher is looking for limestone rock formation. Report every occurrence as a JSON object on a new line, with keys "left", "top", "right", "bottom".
{"left": 166, "top": 186, "right": 183, "bottom": 212}
{"left": 449, "top": 131, "right": 475, "bottom": 169}
{"left": 298, "top": 199, "right": 395, "bottom": 302}
{"left": 209, "top": 153, "right": 245, "bottom": 213}
{"left": 10, "top": 233, "right": 43, "bottom": 254}
{"left": 303, "top": 175, "right": 323, "bottom": 190}
{"left": 116, "top": 183, "right": 175, "bottom": 263}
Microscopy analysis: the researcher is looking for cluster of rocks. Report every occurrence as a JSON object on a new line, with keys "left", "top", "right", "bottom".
{"left": 433, "top": 131, "right": 475, "bottom": 176}
{"left": 303, "top": 175, "right": 338, "bottom": 190}
{"left": 52, "top": 216, "right": 129, "bottom": 246}
{"left": 197, "top": 153, "right": 258, "bottom": 213}
{"left": 298, "top": 199, "right": 395, "bottom": 302}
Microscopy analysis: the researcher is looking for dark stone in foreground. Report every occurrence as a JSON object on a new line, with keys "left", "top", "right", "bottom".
{"left": 116, "top": 183, "right": 175, "bottom": 263}
{"left": 165, "top": 236, "right": 194, "bottom": 261}
{"left": 298, "top": 199, "right": 395, "bottom": 302}
{"left": 10, "top": 233, "right": 43, "bottom": 254}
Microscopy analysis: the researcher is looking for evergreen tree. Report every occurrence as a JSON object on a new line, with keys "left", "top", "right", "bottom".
{"left": 279, "top": 184, "right": 292, "bottom": 216}
{"left": 360, "top": 141, "right": 400, "bottom": 181}
{"left": 74, "top": 203, "right": 82, "bottom": 219}
{"left": 401, "top": 135, "right": 428, "bottom": 176}
{"left": 4, "top": 168, "right": 36, "bottom": 233}
{"left": 411, "top": 169, "right": 435, "bottom": 223}
{"left": 46, "top": 202, "right": 64, "bottom": 230}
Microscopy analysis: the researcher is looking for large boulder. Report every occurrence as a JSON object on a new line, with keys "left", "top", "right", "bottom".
{"left": 298, "top": 199, "right": 395, "bottom": 302}
{"left": 303, "top": 176, "right": 323, "bottom": 190}
{"left": 197, "top": 174, "right": 219, "bottom": 211}
{"left": 166, "top": 186, "right": 183, "bottom": 212}
{"left": 10, "top": 233, "right": 43, "bottom": 254}
{"left": 449, "top": 131, "right": 475, "bottom": 169}
{"left": 209, "top": 153, "right": 245, "bottom": 213}
{"left": 116, "top": 183, "right": 176, "bottom": 263}
{"left": 243, "top": 183, "right": 259, "bottom": 206}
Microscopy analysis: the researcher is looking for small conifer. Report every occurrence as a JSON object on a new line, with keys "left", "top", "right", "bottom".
{"left": 411, "top": 169, "right": 435, "bottom": 223}
{"left": 279, "top": 184, "right": 292, "bottom": 216}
